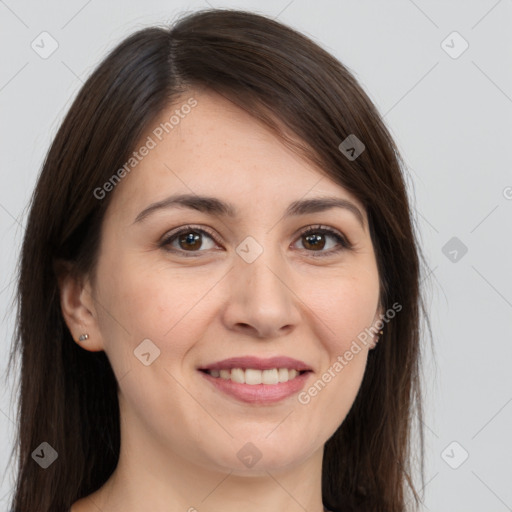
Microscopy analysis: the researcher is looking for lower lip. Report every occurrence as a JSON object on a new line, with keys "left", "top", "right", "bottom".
{"left": 199, "top": 370, "right": 312, "bottom": 404}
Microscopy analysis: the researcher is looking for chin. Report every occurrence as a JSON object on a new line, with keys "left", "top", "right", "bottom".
{"left": 201, "top": 437, "right": 315, "bottom": 475}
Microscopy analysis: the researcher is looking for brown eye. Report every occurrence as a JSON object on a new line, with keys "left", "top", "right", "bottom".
{"left": 160, "top": 224, "right": 351, "bottom": 259}
{"left": 177, "top": 231, "right": 202, "bottom": 251}
{"left": 295, "top": 225, "right": 351, "bottom": 257}
{"left": 160, "top": 226, "right": 218, "bottom": 256}
{"left": 302, "top": 232, "right": 327, "bottom": 251}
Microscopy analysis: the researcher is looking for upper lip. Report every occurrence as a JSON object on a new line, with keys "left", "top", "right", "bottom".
{"left": 199, "top": 356, "right": 312, "bottom": 372}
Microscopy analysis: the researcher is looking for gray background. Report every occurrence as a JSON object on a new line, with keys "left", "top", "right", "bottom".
{"left": 1, "top": 0, "right": 511, "bottom": 510}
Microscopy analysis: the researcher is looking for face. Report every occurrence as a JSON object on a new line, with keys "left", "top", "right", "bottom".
{"left": 71, "top": 89, "right": 382, "bottom": 474}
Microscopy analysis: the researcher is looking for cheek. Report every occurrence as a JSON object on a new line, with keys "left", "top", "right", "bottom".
{"left": 94, "top": 255, "right": 218, "bottom": 373}
{"left": 307, "top": 270, "right": 380, "bottom": 351}
{"left": 92, "top": 258, "right": 214, "bottom": 427}
{"left": 298, "top": 278, "right": 375, "bottom": 429}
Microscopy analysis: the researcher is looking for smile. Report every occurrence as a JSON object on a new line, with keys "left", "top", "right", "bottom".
{"left": 199, "top": 368, "right": 312, "bottom": 404}
{"left": 203, "top": 367, "right": 307, "bottom": 385}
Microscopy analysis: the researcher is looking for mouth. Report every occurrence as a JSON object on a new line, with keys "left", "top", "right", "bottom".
{"left": 199, "top": 367, "right": 310, "bottom": 385}
{"left": 197, "top": 356, "right": 313, "bottom": 404}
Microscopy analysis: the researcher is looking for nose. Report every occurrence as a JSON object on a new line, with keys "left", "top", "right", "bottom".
{"left": 221, "top": 243, "right": 302, "bottom": 339}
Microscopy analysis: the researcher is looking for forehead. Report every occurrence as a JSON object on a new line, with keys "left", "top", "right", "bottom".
{"left": 105, "top": 89, "right": 366, "bottom": 224}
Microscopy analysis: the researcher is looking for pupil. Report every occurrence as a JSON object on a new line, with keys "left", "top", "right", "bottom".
{"left": 304, "top": 233, "right": 325, "bottom": 250}
{"left": 180, "top": 232, "right": 201, "bottom": 250}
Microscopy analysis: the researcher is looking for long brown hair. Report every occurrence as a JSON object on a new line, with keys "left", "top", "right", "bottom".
{"left": 8, "top": 8, "right": 430, "bottom": 511}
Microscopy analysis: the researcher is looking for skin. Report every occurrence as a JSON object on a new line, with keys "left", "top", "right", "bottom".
{"left": 60, "top": 89, "right": 383, "bottom": 512}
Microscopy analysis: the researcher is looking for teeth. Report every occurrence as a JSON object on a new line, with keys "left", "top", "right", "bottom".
{"left": 278, "top": 368, "right": 289, "bottom": 382}
{"left": 245, "top": 368, "right": 261, "bottom": 384}
{"left": 206, "top": 368, "right": 302, "bottom": 384}
{"left": 262, "top": 369, "right": 278, "bottom": 385}
{"left": 231, "top": 368, "right": 245, "bottom": 383}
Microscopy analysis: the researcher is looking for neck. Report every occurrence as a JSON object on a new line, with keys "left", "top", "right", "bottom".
{"left": 80, "top": 404, "right": 326, "bottom": 512}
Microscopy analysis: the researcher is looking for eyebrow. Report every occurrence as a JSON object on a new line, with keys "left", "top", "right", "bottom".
{"left": 133, "top": 193, "right": 365, "bottom": 229}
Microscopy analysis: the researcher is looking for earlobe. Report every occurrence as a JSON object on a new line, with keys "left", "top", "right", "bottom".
{"left": 369, "top": 305, "right": 385, "bottom": 350}
{"left": 56, "top": 264, "right": 104, "bottom": 352}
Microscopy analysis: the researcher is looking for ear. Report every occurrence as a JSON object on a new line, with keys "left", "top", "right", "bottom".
{"left": 369, "top": 304, "right": 385, "bottom": 350}
{"left": 374, "top": 304, "right": 385, "bottom": 323}
{"left": 55, "top": 260, "right": 104, "bottom": 352}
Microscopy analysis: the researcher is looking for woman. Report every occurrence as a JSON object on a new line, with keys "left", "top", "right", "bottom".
{"left": 8, "top": 8, "right": 429, "bottom": 512}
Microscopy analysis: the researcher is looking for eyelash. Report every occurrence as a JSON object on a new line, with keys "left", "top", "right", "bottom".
{"left": 159, "top": 224, "right": 352, "bottom": 258}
